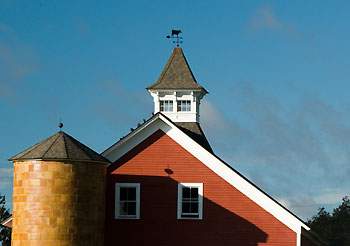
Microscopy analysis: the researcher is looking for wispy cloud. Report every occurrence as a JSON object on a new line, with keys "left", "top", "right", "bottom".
{"left": 249, "top": 4, "right": 282, "bottom": 31}
{"left": 0, "top": 167, "right": 13, "bottom": 189}
{"left": 0, "top": 23, "right": 39, "bottom": 100}
{"left": 202, "top": 83, "right": 350, "bottom": 219}
{"left": 248, "top": 4, "right": 311, "bottom": 41}
{"left": 86, "top": 77, "right": 152, "bottom": 130}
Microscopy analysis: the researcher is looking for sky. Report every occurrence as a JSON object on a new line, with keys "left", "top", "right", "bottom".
{"left": 0, "top": 0, "right": 350, "bottom": 220}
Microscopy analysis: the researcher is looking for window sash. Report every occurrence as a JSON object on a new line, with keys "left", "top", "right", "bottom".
{"left": 160, "top": 100, "right": 173, "bottom": 112}
{"left": 177, "top": 100, "right": 191, "bottom": 112}
{"left": 115, "top": 183, "right": 140, "bottom": 219}
{"left": 177, "top": 183, "right": 203, "bottom": 220}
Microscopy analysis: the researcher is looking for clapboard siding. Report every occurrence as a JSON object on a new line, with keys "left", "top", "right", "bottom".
{"left": 105, "top": 129, "right": 296, "bottom": 246}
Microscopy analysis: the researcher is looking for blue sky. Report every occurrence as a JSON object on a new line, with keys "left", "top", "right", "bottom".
{"left": 1, "top": 0, "right": 350, "bottom": 220}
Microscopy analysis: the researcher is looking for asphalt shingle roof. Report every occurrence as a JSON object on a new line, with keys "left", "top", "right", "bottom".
{"left": 9, "top": 131, "right": 110, "bottom": 163}
{"left": 147, "top": 48, "right": 207, "bottom": 93}
{"left": 175, "top": 122, "right": 213, "bottom": 153}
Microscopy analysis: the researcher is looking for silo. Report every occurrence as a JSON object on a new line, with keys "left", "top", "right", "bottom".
{"left": 9, "top": 130, "right": 110, "bottom": 246}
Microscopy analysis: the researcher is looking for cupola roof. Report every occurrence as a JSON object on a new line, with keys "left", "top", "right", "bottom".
{"left": 9, "top": 131, "right": 110, "bottom": 163}
{"left": 147, "top": 47, "right": 208, "bottom": 93}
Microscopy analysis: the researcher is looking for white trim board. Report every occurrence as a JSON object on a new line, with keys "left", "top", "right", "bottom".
{"left": 103, "top": 113, "right": 310, "bottom": 235}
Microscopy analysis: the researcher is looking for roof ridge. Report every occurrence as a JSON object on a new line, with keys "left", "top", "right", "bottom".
{"left": 65, "top": 133, "right": 100, "bottom": 160}
{"left": 62, "top": 132, "right": 69, "bottom": 159}
{"left": 181, "top": 50, "right": 197, "bottom": 84}
{"left": 11, "top": 134, "right": 53, "bottom": 160}
{"left": 41, "top": 133, "right": 61, "bottom": 159}
{"left": 9, "top": 131, "right": 110, "bottom": 163}
{"left": 155, "top": 50, "right": 176, "bottom": 87}
{"left": 146, "top": 48, "right": 207, "bottom": 93}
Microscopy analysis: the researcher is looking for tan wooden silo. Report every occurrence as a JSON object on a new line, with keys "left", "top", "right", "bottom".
{"left": 9, "top": 130, "right": 110, "bottom": 246}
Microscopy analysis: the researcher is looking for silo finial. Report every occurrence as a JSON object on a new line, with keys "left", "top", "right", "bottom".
{"left": 58, "top": 121, "right": 63, "bottom": 130}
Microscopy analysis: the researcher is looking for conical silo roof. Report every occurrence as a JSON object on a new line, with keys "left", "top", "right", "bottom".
{"left": 9, "top": 131, "right": 110, "bottom": 164}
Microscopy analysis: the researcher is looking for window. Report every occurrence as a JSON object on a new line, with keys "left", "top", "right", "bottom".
{"left": 177, "top": 100, "right": 191, "bottom": 112}
{"left": 177, "top": 183, "right": 203, "bottom": 219}
{"left": 115, "top": 183, "right": 140, "bottom": 219}
{"left": 160, "top": 100, "right": 173, "bottom": 112}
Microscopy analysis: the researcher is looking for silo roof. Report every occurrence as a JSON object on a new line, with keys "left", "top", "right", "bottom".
{"left": 9, "top": 131, "right": 110, "bottom": 164}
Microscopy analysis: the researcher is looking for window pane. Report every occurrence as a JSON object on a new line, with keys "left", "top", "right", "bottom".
{"left": 182, "top": 202, "right": 191, "bottom": 213}
{"left": 119, "top": 201, "right": 128, "bottom": 215}
{"left": 120, "top": 187, "right": 128, "bottom": 201}
{"left": 128, "top": 187, "right": 136, "bottom": 201}
{"left": 191, "top": 202, "right": 198, "bottom": 213}
{"left": 128, "top": 202, "right": 136, "bottom": 215}
{"left": 182, "top": 214, "right": 199, "bottom": 218}
{"left": 177, "top": 101, "right": 191, "bottom": 112}
{"left": 186, "top": 101, "right": 191, "bottom": 111}
{"left": 190, "top": 188, "right": 198, "bottom": 200}
{"left": 160, "top": 100, "right": 173, "bottom": 112}
{"left": 183, "top": 187, "right": 190, "bottom": 199}
{"left": 169, "top": 101, "right": 173, "bottom": 111}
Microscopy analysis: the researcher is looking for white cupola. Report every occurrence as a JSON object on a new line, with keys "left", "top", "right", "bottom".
{"left": 146, "top": 47, "right": 207, "bottom": 123}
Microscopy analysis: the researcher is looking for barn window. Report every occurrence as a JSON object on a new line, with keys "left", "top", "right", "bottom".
{"left": 177, "top": 183, "right": 203, "bottom": 219}
{"left": 115, "top": 183, "right": 140, "bottom": 219}
{"left": 160, "top": 100, "right": 173, "bottom": 112}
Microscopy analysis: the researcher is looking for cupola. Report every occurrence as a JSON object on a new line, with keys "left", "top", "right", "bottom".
{"left": 147, "top": 47, "right": 207, "bottom": 123}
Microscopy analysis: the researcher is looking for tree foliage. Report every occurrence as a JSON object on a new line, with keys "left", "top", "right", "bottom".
{"left": 308, "top": 196, "right": 350, "bottom": 246}
{"left": 0, "top": 193, "right": 11, "bottom": 246}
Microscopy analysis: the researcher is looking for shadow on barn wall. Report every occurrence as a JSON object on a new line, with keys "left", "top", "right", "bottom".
{"left": 105, "top": 174, "right": 268, "bottom": 246}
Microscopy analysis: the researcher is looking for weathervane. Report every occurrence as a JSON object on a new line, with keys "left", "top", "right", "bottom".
{"left": 166, "top": 29, "right": 183, "bottom": 47}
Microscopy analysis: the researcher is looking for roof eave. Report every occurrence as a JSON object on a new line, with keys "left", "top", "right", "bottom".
{"left": 8, "top": 158, "right": 110, "bottom": 164}
{"left": 146, "top": 87, "right": 208, "bottom": 95}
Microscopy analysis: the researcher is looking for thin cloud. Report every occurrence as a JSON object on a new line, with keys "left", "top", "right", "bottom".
{"left": 203, "top": 83, "right": 350, "bottom": 219}
{"left": 248, "top": 4, "right": 309, "bottom": 41}
{"left": 0, "top": 24, "right": 39, "bottom": 100}
{"left": 249, "top": 4, "right": 282, "bottom": 31}
{"left": 313, "top": 188, "right": 348, "bottom": 205}
{"left": 0, "top": 167, "right": 13, "bottom": 189}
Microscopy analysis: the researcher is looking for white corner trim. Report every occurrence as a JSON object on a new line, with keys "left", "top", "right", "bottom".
{"left": 104, "top": 113, "right": 309, "bottom": 233}
{"left": 115, "top": 183, "right": 140, "bottom": 219}
{"left": 297, "top": 232, "right": 301, "bottom": 246}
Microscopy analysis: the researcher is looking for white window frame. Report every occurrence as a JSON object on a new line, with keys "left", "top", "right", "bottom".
{"left": 177, "top": 100, "right": 191, "bottom": 112}
{"left": 115, "top": 183, "right": 140, "bottom": 219}
{"left": 160, "top": 100, "right": 173, "bottom": 112}
{"left": 177, "top": 183, "right": 203, "bottom": 220}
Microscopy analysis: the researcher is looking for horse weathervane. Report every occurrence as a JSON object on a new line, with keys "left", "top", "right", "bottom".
{"left": 166, "top": 29, "right": 183, "bottom": 47}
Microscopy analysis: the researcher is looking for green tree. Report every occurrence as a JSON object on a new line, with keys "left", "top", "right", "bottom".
{"left": 308, "top": 196, "right": 350, "bottom": 246}
{"left": 0, "top": 193, "right": 11, "bottom": 246}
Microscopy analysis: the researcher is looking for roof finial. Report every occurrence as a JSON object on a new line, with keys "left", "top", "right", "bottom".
{"left": 166, "top": 29, "right": 183, "bottom": 47}
{"left": 58, "top": 118, "right": 63, "bottom": 131}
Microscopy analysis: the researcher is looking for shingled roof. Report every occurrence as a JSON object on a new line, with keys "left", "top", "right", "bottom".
{"left": 147, "top": 47, "right": 207, "bottom": 93}
{"left": 9, "top": 131, "right": 110, "bottom": 164}
{"left": 174, "top": 122, "right": 213, "bottom": 153}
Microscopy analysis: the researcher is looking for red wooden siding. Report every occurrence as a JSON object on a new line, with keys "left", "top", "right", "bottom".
{"left": 105, "top": 130, "right": 297, "bottom": 246}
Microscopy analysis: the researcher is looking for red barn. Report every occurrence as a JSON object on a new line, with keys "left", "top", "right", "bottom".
{"left": 2, "top": 46, "right": 326, "bottom": 246}
{"left": 102, "top": 47, "right": 325, "bottom": 246}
